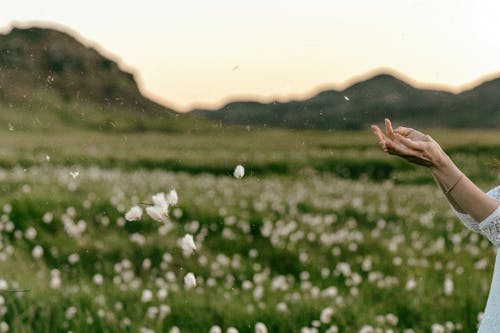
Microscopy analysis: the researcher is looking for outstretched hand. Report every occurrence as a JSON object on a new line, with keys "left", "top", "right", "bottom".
{"left": 370, "top": 118, "right": 447, "bottom": 168}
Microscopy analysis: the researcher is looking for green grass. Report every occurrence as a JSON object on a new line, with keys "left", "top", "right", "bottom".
{"left": 0, "top": 121, "right": 498, "bottom": 332}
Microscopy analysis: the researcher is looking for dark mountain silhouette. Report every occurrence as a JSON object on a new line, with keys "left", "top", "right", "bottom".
{"left": 0, "top": 26, "right": 216, "bottom": 132}
{"left": 1, "top": 25, "right": 499, "bottom": 131}
{"left": 0, "top": 26, "right": 173, "bottom": 114}
{"left": 192, "top": 73, "right": 500, "bottom": 129}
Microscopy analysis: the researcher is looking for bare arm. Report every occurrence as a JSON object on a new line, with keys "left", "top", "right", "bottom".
{"left": 371, "top": 119, "right": 499, "bottom": 223}
{"left": 430, "top": 154, "right": 499, "bottom": 222}
{"left": 432, "top": 173, "right": 466, "bottom": 213}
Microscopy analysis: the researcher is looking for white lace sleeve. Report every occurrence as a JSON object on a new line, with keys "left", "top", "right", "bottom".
{"left": 450, "top": 185, "right": 500, "bottom": 239}
{"left": 451, "top": 206, "right": 483, "bottom": 233}
{"left": 478, "top": 186, "right": 500, "bottom": 246}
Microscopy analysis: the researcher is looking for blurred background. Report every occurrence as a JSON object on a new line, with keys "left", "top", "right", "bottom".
{"left": 0, "top": 1, "right": 499, "bottom": 332}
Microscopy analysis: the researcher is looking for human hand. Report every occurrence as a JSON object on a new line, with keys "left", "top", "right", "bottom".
{"left": 370, "top": 118, "right": 448, "bottom": 169}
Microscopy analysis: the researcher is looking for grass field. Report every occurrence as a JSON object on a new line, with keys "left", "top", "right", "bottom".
{"left": 0, "top": 125, "right": 499, "bottom": 332}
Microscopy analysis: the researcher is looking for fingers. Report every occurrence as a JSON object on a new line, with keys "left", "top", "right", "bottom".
{"left": 384, "top": 137, "right": 417, "bottom": 157}
{"left": 370, "top": 125, "right": 387, "bottom": 151}
{"left": 385, "top": 118, "right": 395, "bottom": 139}
{"left": 394, "top": 126, "right": 411, "bottom": 136}
{"left": 372, "top": 124, "right": 413, "bottom": 156}
{"left": 394, "top": 133, "right": 427, "bottom": 151}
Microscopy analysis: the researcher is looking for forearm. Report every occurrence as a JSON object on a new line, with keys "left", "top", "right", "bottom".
{"left": 431, "top": 154, "right": 499, "bottom": 222}
{"left": 432, "top": 173, "right": 466, "bottom": 213}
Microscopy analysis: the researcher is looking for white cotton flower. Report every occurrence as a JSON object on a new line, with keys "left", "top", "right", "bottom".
{"left": 431, "top": 323, "right": 445, "bottom": 333}
{"left": 157, "top": 288, "right": 168, "bottom": 300}
{"left": 227, "top": 328, "right": 239, "bottom": 333}
{"left": 25, "top": 227, "right": 37, "bottom": 240}
{"left": 179, "top": 234, "right": 197, "bottom": 256}
{"left": 0, "top": 321, "right": 8, "bottom": 333}
{"left": 405, "top": 278, "right": 416, "bottom": 291}
{"left": 65, "top": 306, "right": 77, "bottom": 320}
{"left": 68, "top": 253, "right": 80, "bottom": 264}
{"left": 343, "top": 95, "right": 350, "bottom": 101}
{"left": 320, "top": 307, "right": 335, "bottom": 324}
{"left": 125, "top": 206, "right": 143, "bottom": 221}
{"left": 166, "top": 189, "right": 178, "bottom": 206}
{"left": 255, "top": 322, "right": 268, "bottom": 333}
{"left": 444, "top": 276, "right": 454, "bottom": 296}
{"left": 385, "top": 313, "right": 398, "bottom": 325}
{"left": 152, "top": 193, "right": 169, "bottom": 212}
{"left": 233, "top": 165, "right": 245, "bottom": 179}
{"left": 146, "top": 206, "right": 167, "bottom": 223}
{"left": 141, "top": 289, "right": 153, "bottom": 303}
{"left": 210, "top": 326, "right": 222, "bottom": 333}
{"left": 93, "top": 274, "right": 104, "bottom": 285}
{"left": 32, "top": 245, "right": 43, "bottom": 259}
{"left": 184, "top": 272, "right": 196, "bottom": 289}
{"left": 69, "top": 171, "right": 79, "bottom": 179}
{"left": 50, "top": 275, "right": 61, "bottom": 289}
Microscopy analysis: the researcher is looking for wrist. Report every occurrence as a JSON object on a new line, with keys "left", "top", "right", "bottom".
{"left": 430, "top": 155, "right": 464, "bottom": 192}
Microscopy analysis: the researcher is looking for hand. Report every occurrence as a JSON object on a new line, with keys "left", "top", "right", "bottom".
{"left": 370, "top": 118, "right": 448, "bottom": 169}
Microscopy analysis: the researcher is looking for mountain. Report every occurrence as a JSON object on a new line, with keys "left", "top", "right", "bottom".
{"left": 192, "top": 73, "right": 500, "bottom": 130}
{"left": 0, "top": 26, "right": 211, "bottom": 133}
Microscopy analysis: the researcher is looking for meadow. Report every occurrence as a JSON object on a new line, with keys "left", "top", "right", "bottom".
{"left": 0, "top": 125, "right": 499, "bottom": 333}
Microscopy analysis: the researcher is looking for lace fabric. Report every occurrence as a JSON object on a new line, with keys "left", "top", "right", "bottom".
{"left": 451, "top": 186, "right": 500, "bottom": 247}
{"left": 449, "top": 186, "right": 500, "bottom": 332}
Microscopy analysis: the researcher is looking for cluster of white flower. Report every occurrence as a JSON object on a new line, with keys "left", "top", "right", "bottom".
{"left": 125, "top": 190, "right": 178, "bottom": 223}
{"left": 125, "top": 189, "right": 200, "bottom": 290}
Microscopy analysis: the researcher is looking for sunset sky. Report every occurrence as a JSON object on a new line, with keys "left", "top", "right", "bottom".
{"left": 1, "top": 0, "right": 500, "bottom": 111}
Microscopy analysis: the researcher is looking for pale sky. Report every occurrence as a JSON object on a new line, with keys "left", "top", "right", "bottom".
{"left": 1, "top": 0, "right": 500, "bottom": 112}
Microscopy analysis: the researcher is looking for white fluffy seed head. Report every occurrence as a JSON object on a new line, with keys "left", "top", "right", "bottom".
{"left": 125, "top": 206, "right": 143, "bottom": 221}
{"left": 184, "top": 272, "right": 196, "bottom": 289}
{"left": 152, "top": 193, "right": 168, "bottom": 211}
{"left": 141, "top": 289, "right": 153, "bottom": 303}
{"left": 233, "top": 165, "right": 245, "bottom": 179}
{"left": 166, "top": 189, "right": 178, "bottom": 206}
{"left": 255, "top": 322, "right": 268, "bottom": 333}
{"left": 146, "top": 206, "right": 167, "bottom": 223}
{"left": 32, "top": 245, "right": 43, "bottom": 259}
{"left": 179, "top": 234, "right": 197, "bottom": 256}
{"left": 209, "top": 326, "right": 222, "bottom": 333}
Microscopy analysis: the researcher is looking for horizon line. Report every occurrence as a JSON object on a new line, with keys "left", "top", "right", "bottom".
{"left": 149, "top": 68, "right": 500, "bottom": 113}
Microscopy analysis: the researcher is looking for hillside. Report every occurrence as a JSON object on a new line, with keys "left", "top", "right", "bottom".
{"left": 192, "top": 73, "right": 500, "bottom": 130}
{"left": 0, "top": 26, "right": 210, "bottom": 133}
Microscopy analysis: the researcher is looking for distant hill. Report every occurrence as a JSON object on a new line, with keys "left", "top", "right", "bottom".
{"left": 192, "top": 73, "right": 500, "bottom": 129}
{"left": 0, "top": 26, "right": 212, "bottom": 132}
{"left": 2, "top": 25, "right": 500, "bottom": 131}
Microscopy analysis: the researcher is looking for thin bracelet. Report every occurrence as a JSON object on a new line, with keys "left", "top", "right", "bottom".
{"left": 445, "top": 173, "right": 464, "bottom": 194}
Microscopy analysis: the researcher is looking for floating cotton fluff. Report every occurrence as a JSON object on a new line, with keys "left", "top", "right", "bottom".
{"left": 125, "top": 206, "right": 143, "bottom": 221}
{"left": 167, "top": 189, "right": 178, "bottom": 206}
{"left": 179, "top": 234, "right": 197, "bottom": 256}
{"left": 184, "top": 272, "right": 196, "bottom": 289}
{"left": 233, "top": 165, "right": 245, "bottom": 179}
{"left": 146, "top": 193, "right": 169, "bottom": 223}
{"left": 152, "top": 193, "right": 169, "bottom": 212}
{"left": 145, "top": 206, "right": 163, "bottom": 222}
